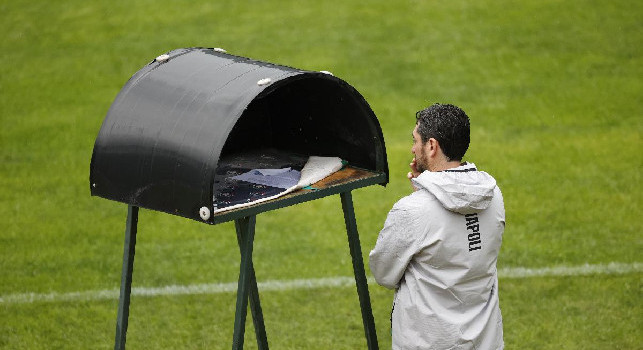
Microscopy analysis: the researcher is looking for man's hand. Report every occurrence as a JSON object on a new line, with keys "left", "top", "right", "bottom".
{"left": 407, "top": 157, "right": 420, "bottom": 179}
{"left": 407, "top": 157, "right": 420, "bottom": 191}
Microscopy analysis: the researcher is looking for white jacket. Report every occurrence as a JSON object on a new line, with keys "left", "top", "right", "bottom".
{"left": 369, "top": 163, "right": 505, "bottom": 350}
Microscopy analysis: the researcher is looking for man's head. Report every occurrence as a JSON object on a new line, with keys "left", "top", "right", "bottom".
{"left": 412, "top": 104, "right": 470, "bottom": 172}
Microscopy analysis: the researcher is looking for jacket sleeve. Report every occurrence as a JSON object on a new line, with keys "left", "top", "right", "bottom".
{"left": 369, "top": 198, "right": 424, "bottom": 289}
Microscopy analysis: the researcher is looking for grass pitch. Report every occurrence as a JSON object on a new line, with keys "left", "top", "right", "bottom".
{"left": 1, "top": 0, "right": 641, "bottom": 349}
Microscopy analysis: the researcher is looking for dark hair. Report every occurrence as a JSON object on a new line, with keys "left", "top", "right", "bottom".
{"left": 415, "top": 103, "right": 470, "bottom": 161}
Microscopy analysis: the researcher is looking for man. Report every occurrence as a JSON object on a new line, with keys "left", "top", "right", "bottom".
{"left": 369, "top": 104, "right": 505, "bottom": 349}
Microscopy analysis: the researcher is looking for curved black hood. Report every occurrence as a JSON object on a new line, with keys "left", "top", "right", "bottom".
{"left": 90, "top": 48, "right": 388, "bottom": 222}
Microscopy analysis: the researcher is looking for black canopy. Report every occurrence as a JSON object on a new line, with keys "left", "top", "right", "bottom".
{"left": 90, "top": 48, "right": 388, "bottom": 222}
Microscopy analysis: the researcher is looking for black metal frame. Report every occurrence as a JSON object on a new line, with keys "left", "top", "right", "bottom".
{"left": 113, "top": 171, "right": 385, "bottom": 349}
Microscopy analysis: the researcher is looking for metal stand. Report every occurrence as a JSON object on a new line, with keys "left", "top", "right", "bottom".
{"left": 114, "top": 205, "right": 138, "bottom": 350}
{"left": 340, "top": 192, "right": 378, "bottom": 350}
{"left": 233, "top": 215, "right": 268, "bottom": 350}
{"left": 227, "top": 192, "right": 379, "bottom": 349}
{"left": 112, "top": 167, "right": 383, "bottom": 349}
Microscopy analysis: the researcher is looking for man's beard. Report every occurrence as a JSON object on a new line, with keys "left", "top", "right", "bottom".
{"left": 415, "top": 152, "right": 428, "bottom": 173}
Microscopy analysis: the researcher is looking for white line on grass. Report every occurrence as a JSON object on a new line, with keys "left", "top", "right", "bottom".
{"left": 1, "top": 262, "right": 640, "bottom": 305}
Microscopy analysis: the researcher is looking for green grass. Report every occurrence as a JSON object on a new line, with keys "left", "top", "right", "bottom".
{"left": 1, "top": 0, "right": 641, "bottom": 349}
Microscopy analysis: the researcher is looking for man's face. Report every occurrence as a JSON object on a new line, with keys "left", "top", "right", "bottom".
{"left": 412, "top": 124, "right": 429, "bottom": 173}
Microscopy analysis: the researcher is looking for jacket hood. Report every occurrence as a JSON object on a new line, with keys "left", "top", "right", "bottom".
{"left": 412, "top": 162, "right": 497, "bottom": 214}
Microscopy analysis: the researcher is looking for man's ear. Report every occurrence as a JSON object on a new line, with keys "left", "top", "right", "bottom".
{"left": 426, "top": 138, "right": 439, "bottom": 158}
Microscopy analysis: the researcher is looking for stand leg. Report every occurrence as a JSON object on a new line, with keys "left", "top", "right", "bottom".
{"left": 114, "top": 205, "right": 139, "bottom": 350}
{"left": 340, "top": 192, "right": 379, "bottom": 350}
{"left": 234, "top": 216, "right": 268, "bottom": 350}
{"left": 233, "top": 216, "right": 268, "bottom": 350}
